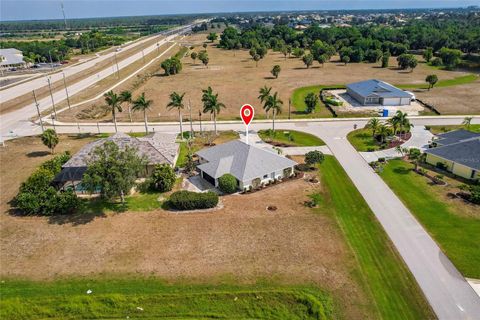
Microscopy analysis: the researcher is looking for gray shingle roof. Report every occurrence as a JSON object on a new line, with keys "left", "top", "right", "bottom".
{"left": 63, "top": 132, "right": 178, "bottom": 168}
{"left": 434, "top": 129, "right": 480, "bottom": 146}
{"left": 425, "top": 138, "right": 480, "bottom": 170}
{"left": 196, "top": 140, "right": 297, "bottom": 181}
{"left": 347, "top": 79, "right": 411, "bottom": 98}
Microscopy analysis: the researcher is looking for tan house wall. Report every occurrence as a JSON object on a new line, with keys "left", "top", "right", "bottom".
{"left": 425, "top": 153, "right": 479, "bottom": 180}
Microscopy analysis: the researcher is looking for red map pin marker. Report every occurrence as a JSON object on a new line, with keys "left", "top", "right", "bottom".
{"left": 240, "top": 104, "right": 254, "bottom": 126}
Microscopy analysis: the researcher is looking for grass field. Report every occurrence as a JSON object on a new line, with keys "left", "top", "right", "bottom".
{"left": 427, "top": 124, "right": 480, "bottom": 134}
{"left": 317, "top": 156, "right": 433, "bottom": 319}
{"left": 0, "top": 279, "right": 333, "bottom": 320}
{"left": 380, "top": 159, "right": 480, "bottom": 278}
{"left": 396, "top": 74, "right": 478, "bottom": 90}
{"left": 346, "top": 128, "right": 379, "bottom": 152}
{"left": 290, "top": 84, "right": 342, "bottom": 117}
{"left": 258, "top": 129, "right": 325, "bottom": 147}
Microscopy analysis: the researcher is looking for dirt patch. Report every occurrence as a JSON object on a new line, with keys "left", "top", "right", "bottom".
{"left": 57, "top": 32, "right": 476, "bottom": 122}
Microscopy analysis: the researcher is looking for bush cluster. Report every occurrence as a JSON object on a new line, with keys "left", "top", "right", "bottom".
{"left": 169, "top": 191, "right": 218, "bottom": 210}
{"left": 149, "top": 164, "right": 176, "bottom": 192}
{"left": 218, "top": 174, "right": 237, "bottom": 194}
{"left": 15, "top": 152, "right": 79, "bottom": 215}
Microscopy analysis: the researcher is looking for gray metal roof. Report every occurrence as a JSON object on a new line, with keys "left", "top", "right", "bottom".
{"left": 434, "top": 129, "right": 480, "bottom": 146}
{"left": 0, "top": 48, "right": 25, "bottom": 66}
{"left": 425, "top": 138, "right": 480, "bottom": 170}
{"left": 196, "top": 140, "right": 297, "bottom": 181}
{"left": 63, "top": 132, "right": 178, "bottom": 168}
{"left": 347, "top": 79, "right": 411, "bottom": 99}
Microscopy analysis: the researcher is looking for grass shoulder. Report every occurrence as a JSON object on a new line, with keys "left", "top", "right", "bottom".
{"left": 426, "top": 124, "right": 480, "bottom": 135}
{"left": 0, "top": 278, "right": 334, "bottom": 320}
{"left": 258, "top": 129, "right": 325, "bottom": 147}
{"left": 347, "top": 128, "right": 380, "bottom": 152}
{"left": 315, "top": 156, "right": 433, "bottom": 319}
{"left": 379, "top": 159, "right": 480, "bottom": 278}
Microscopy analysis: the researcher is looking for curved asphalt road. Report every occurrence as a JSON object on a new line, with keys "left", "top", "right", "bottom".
{"left": 36, "top": 116, "right": 480, "bottom": 320}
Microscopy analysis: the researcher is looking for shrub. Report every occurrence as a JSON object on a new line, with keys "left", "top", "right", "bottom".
{"left": 218, "top": 174, "right": 237, "bottom": 194}
{"left": 150, "top": 164, "right": 176, "bottom": 192}
{"left": 324, "top": 97, "right": 343, "bottom": 106}
{"left": 305, "top": 150, "right": 325, "bottom": 167}
{"left": 436, "top": 162, "right": 447, "bottom": 170}
{"left": 169, "top": 190, "right": 218, "bottom": 210}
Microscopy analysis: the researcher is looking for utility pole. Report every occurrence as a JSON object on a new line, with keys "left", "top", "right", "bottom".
{"left": 51, "top": 115, "right": 56, "bottom": 131}
{"left": 97, "top": 122, "right": 100, "bottom": 134}
{"left": 32, "top": 90, "right": 44, "bottom": 133}
{"left": 62, "top": 72, "right": 71, "bottom": 109}
{"left": 198, "top": 110, "right": 202, "bottom": 135}
{"left": 48, "top": 50, "right": 54, "bottom": 69}
{"left": 61, "top": 0, "right": 68, "bottom": 30}
{"left": 114, "top": 52, "right": 120, "bottom": 78}
{"left": 142, "top": 50, "right": 145, "bottom": 64}
{"left": 156, "top": 43, "right": 160, "bottom": 54}
{"left": 188, "top": 99, "right": 194, "bottom": 138}
{"left": 288, "top": 98, "right": 291, "bottom": 120}
{"left": 46, "top": 77, "right": 57, "bottom": 118}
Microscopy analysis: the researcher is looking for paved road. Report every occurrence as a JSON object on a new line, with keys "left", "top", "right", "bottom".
{"left": 0, "top": 25, "right": 197, "bottom": 140}
{"left": 28, "top": 116, "right": 480, "bottom": 319}
{"left": 0, "top": 24, "right": 196, "bottom": 104}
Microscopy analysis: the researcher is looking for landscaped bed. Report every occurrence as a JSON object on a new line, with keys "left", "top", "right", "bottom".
{"left": 380, "top": 159, "right": 480, "bottom": 278}
{"left": 347, "top": 127, "right": 411, "bottom": 152}
{"left": 258, "top": 129, "right": 325, "bottom": 147}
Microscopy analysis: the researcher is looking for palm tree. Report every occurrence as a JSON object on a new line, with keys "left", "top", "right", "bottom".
{"left": 366, "top": 118, "right": 381, "bottom": 138}
{"left": 104, "top": 90, "right": 122, "bottom": 132}
{"left": 394, "top": 111, "right": 413, "bottom": 139}
{"left": 264, "top": 92, "right": 283, "bottom": 132}
{"left": 387, "top": 115, "right": 401, "bottom": 136}
{"left": 462, "top": 116, "right": 473, "bottom": 130}
{"left": 377, "top": 124, "right": 390, "bottom": 143}
{"left": 258, "top": 85, "right": 272, "bottom": 118}
{"left": 132, "top": 92, "right": 152, "bottom": 134}
{"left": 167, "top": 91, "right": 186, "bottom": 139}
{"left": 119, "top": 90, "right": 133, "bottom": 122}
{"left": 202, "top": 87, "right": 225, "bottom": 135}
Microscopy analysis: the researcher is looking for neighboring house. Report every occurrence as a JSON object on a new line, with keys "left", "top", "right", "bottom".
{"left": 196, "top": 140, "right": 297, "bottom": 191}
{"left": 424, "top": 130, "right": 480, "bottom": 180}
{"left": 346, "top": 79, "right": 413, "bottom": 106}
{"left": 0, "top": 48, "right": 26, "bottom": 69}
{"left": 54, "top": 132, "right": 179, "bottom": 191}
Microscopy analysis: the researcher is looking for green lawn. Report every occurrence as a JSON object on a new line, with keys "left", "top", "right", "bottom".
{"left": 346, "top": 128, "right": 380, "bottom": 152}
{"left": 427, "top": 124, "right": 480, "bottom": 135}
{"left": 258, "top": 129, "right": 325, "bottom": 147}
{"left": 0, "top": 279, "right": 334, "bottom": 320}
{"left": 317, "top": 156, "right": 433, "bottom": 319}
{"left": 291, "top": 85, "right": 343, "bottom": 117}
{"left": 380, "top": 159, "right": 480, "bottom": 278}
{"left": 396, "top": 74, "right": 478, "bottom": 90}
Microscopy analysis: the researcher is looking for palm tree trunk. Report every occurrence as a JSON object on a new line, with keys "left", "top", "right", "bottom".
{"left": 144, "top": 110, "right": 148, "bottom": 134}
{"left": 120, "top": 190, "right": 125, "bottom": 204}
{"left": 214, "top": 111, "right": 217, "bottom": 136}
{"left": 272, "top": 109, "right": 276, "bottom": 132}
{"left": 128, "top": 106, "right": 132, "bottom": 122}
{"left": 179, "top": 109, "right": 183, "bottom": 140}
{"left": 113, "top": 109, "right": 118, "bottom": 133}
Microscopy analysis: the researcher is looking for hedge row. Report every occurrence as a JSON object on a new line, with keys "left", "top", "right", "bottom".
{"left": 169, "top": 190, "right": 218, "bottom": 210}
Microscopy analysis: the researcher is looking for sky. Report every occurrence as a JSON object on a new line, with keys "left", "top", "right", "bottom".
{"left": 1, "top": 0, "right": 479, "bottom": 21}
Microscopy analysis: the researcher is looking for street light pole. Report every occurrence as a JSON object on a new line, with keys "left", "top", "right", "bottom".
{"left": 114, "top": 52, "right": 120, "bottom": 78}
{"left": 32, "top": 90, "right": 44, "bottom": 133}
{"left": 62, "top": 72, "right": 71, "bottom": 109}
{"left": 46, "top": 77, "right": 57, "bottom": 119}
{"left": 198, "top": 110, "right": 202, "bottom": 134}
{"left": 288, "top": 98, "right": 291, "bottom": 120}
{"left": 188, "top": 99, "right": 194, "bottom": 138}
{"left": 142, "top": 50, "right": 145, "bottom": 64}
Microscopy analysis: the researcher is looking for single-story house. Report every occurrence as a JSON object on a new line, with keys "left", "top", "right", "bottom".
{"left": 196, "top": 140, "right": 297, "bottom": 191}
{"left": 54, "top": 132, "right": 179, "bottom": 191}
{"left": 0, "top": 48, "right": 27, "bottom": 69}
{"left": 424, "top": 131, "right": 480, "bottom": 180}
{"left": 346, "top": 79, "right": 413, "bottom": 106}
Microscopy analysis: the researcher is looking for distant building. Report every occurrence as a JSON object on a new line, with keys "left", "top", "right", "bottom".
{"left": 0, "top": 48, "right": 26, "bottom": 69}
{"left": 54, "top": 132, "right": 179, "bottom": 191}
{"left": 346, "top": 79, "right": 413, "bottom": 106}
{"left": 196, "top": 140, "right": 297, "bottom": 191}
{"left": 425, "top": 130, "right": 480, "bottom": 180}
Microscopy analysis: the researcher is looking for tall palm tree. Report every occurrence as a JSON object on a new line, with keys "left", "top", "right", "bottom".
{"left": 132, "top": 92, "right": 152, "bottom": 134}
{"left": 258, "top": 85, "right": 272, "bottom": 118}
{"left": 462, "top": 116, "right": 473, "bottom": 130}
{"left": 377, "top": 124, "right": 390, "bottom": 143}
{"left": 387, "top": 116, "right": 401, "bottom": 136}
{"left": 167, "top": 91, "right": 186, "bottom": 139}
{"left": 104, "top": 90, "right": 122, "bottom": 132}
{"left": 264, "top": 92, "right": 283, "bottom": 132}
{"left": 366, "top": 117, "right": 381, "bottom": 138}
{"left": 395, "top": 111, "right": 413, "bottom": 139}
{"left": 119, "top": 90, "right": 133, "bottom": 122}
{"left": 202, "top": 87, "right": 225, "bottom": 135}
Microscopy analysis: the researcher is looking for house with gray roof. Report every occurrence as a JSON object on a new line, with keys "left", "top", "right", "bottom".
{"left": 346, "top": 79, "right": 413, "bottom": 106}
{"left": 424, "top": 131, "right": 480, "bottom": 180}
{"left": 0, "top": 48, "right": 26, "bottom": 69}
{"left": 196, "top": 140, "right": 297, "bottom": 190}
{"left": 54, "top": 132, "right": 179, "bottom": 189}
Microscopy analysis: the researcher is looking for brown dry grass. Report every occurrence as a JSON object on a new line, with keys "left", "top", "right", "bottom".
{"left": 0, "top": 134, "right": 373, "bottom": 319}
{"left": 58, "top": 32, "right": 478, "bottom": 122}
